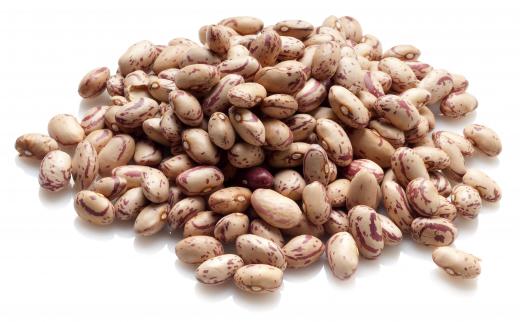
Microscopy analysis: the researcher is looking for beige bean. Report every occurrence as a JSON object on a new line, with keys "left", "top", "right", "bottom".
{"left": 378, "top": 57, "right": 418, "bottom": 92}
{"left": 440, "top": 92, "right": 478, "bottom": 118}
{"left": 227, "top": 142, "right": 265, "bottom": 168}
{"left": 462, "top": 168, "right": 501, "bottom": 202}
{"left": 263, "top": 118, "right": 293, "bottom": 151}
{"left": 359, "top": 34, "right": 383, "bottom": 60}
{"left": 236, "top": 234, "right": 286, "bottom": 270}
{"left": 295, "top": 78, "right": 327, "bottom": 113}
{"left": 229, "top": 107, "right": 265, "bottom": 146}
{"left": 204, "top": 25, "right": 231, "bottom": 55}
{"left": 158, "top": 110, "right": 182, "bottom": 145}
{"left": 260, "top": 94, "right": 298, "bottom": 119}
{"left": 133, "top": 140, "right": 161, "bottom": 166}
{"left": 418, "top": 69, "right": 453, "bottom": 104}
{"left": 345, "top": 159, "right": 384, "bottom": 183}
{"left": 326, "top": 232, "right": 359, "bottom": 279}
{"left": 285, "top": 114, "right": 317, "bottom": 142}
{"left": 324, "top": 209, "right": 350, "bottom": 235}
{"left": 38, "top": 150, "right": 71, "bottom": 192}
{"left": 15, "top": 133, "right": 59, "bottom": 159}
{"left": 214, "top": 213, "right": 250, "bottom": 243}
{"left": 118, "top": 40, "right": 158, "bottom": 76}
{"left": 208, "top": 187, "right": 251, "bottom": 215}
{"left": 349, "top": 205, "right": 384, "bottom": 259}
{"left": 391, "top": 147, "right": 429, "bottom": 187}
{"left": 80, "top": 106, "right": 109, "bottom": 135}
{"left": 273, "top": 169, "right": 305, "bottom": 201}
{"left": 432, "top": 132, "right": 466, "bottom": 180}
{"left": 329, "top": 85, "right": 370, "bottom": 128}
{"left": 219, "top": 16, "right": 264, "bottom": 35}
{"left": 374, "top": 95, "right": 420, "bottom": 131}
{"left": 249, "top": 28, "right": 281, "bottom": 66}
{"left": 361, "top": 71, "right": 385, "bottom": 98}
{"left": 337, "top": 16, "right": 363, "bottom": 42}
{"left": 404, "top": 61, "right": 433, "bottom": 80}
{"left": 334, "top": 56, "right": 364, "bottom": 94}
{"left": 400, "top": 88, "right": 431, "bottom": 109}
{"left": 315, "top": 119, "right": 353, "bottom": 167}
{"left": 227, "top": 82, "right": 267, "bottom": 108}
{"left": 183, "top": 128, "right": 220, "bottom": 164}
{"left": 249, "top": 219, "right": 284, "bottom": 247}
{"left": 148, "top": 76, "right": 176, "bottom": 102}
{"left": 435, "top": 196, "right": 458, "bottom": 221}
{"left": 71, "top": 140, "right": 98, "bottom": 190}
{"left": 98, "top": 134, "right": 135, "bottom": 176}
{"left": 432, "top": 247, "right": 481, "bottom": 279}
{"left": 311, "top": 41, "right": 341, "bottom": 81}
{"left": 411, "top": 217, "right": 457, "bottom": 246}
{"left": 302, "top": 182, "right": 331, "bottom": 225}
{"left": 283, "top": 235, "right": 325, "bottom": 269}
{"left": 218, "top": 56, "right": 260, "bottom": 81}
{"left": 434, "top": 131, "right": 474, "bottom": 156}
{"left": 140, "top": 168, "right": 169, "bottom": 203}
{"left": 326, "top": 179, "right": 350, "bottom": 208}
{"left": 169, "top": 90, "right": 203, "bottom": 127}
{"left": 74, "top": 190, "right": 115, "bottom": 225}
{"left": 179, "top": 45, "right": 221, "bottom": 68}
{"left": 350, "top": 128, "right": 396, "bottom": 168}
{"left": 142, "top": 118, "right": 170, "bottom": 146}
{"left": 168, "top": 197, "right": 206, "bottom": 231}
{"left": 406, "top": 177, "right": 440, "bottom": 217}
{"left": 78, "top": 67, "right": 110, "bottom": 98}
{"left": 90, "top": 176, "right": 128, "bottom": 200}
{"left": 250, "top": 188, "right": 304, "bottom": 229}
{"left": 429, "top": 171, "right": 452, "bottom": 197}
{"left": 183, "top": 211, "right": 220, "bottom": 237}
{"left": 202, "top": 74, "right": 245, "bottom": 116}
{"left": 176, "top": 166, "right": 224, "bottom": 196}
{"left": 196, "top": 254, "right": 245, "bottom": 285}
{"left": 381, "top": 181, "right": 415, "bottom": 233}
{"left": 303, "top": 144, "right": 330, "bottom": 185}
{"left": 207, "top": 112, "right": 236, "bottom": 150}
{"left": 175, "top": 64, "right": 219, "bottom": 93}
{"left": 413, "top": 146, "right": 450, "bottom": 171}
{"left": 254, "top": 66, "right": 306, "bottom": 94}
{"left": 134, "top": 203, "right": 168, "bottom": 236}
{"left": 405, "top": 115, "right": 429, "bottom": 144}
{"left": 378, "top": 214, "right": 403, "bottom": 246}
{"left": 279, "top": 36, "right": 305, "bottom": 60}
{"left": 383, "top": 45, "right": 421, "bottom": 61}
{"left": 111, "top": 165, "right": 149, "bottom": 188}
{"left": 114, "top": 187, "right": 148, "bottom": 220}
{"left": 175, "top": 236, "right": 224, "bottom": 264}
{"left": 451, "top": 184, "right": 482, "bottom": 219}
{"left": 114, "top": 97, "right": 159, "bottom": 128}
{"left": 346, "top": 170, "right": 380, "bottom": 209}
{"left": 463, "top": 124, "right": 502, "bottom": 157}
{"left": 48, "top": 114, "right": 85, "bottom": 146}
{"left": 234, "top": 264, "right": 283, "bottom": 293}
{"left": 274, "top": 20, "right": 313, "bottom": 39}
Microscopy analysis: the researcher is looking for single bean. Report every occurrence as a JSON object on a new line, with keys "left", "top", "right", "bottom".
{"left": 38, "top": 150, "right": 71, "bottom": 192}
{"left": 234, "top": 264, "right": 283, "bottom": 294}
{"left": 175, "top": 236, "right": 224, "bottom": 264}
{"left": 451, "top": 184, "right": 482, "bottom": 220}
{"left": 15, "top": 133, "right": 58, "bottom": 159}
{"left": 48, "top": 114, "right": 85, "bottom": 146}
{"left": 326, "top": 232, "right": 359, "bottom": 279}
{"left": 214, "top": 212, "right": 250, "bottom": 243}
{"left": 74, "top": 190, "right": 115, "bottom": 225}
{"left": 134, "top": 203, "right": 168, "bottom": 236}
{"left": 283, "top": 235, "right": 325, "bottom": 269}
{"left": 432, "top": 247, "right": 481, "bottom": 279}
{"left": 208, "top": 186, "right": 252, "bottom": 214}
{"left": 349, "top": 205, "right": 384, "bottom": 259}
{"left": 196, "top": 254, "right": 245, "bottom": 285}
{"left": 411, "top": 217, "right": 457, "bottom": 246}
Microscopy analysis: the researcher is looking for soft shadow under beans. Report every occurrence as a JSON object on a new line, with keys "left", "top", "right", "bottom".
{"left": 38, "top": 186, "right": 73, "bottom": 208}
{"left": 173, "top": 259, "right": 197, "bottom": 280}
{"left": 194, "top": 281, "right": 234, "bottom": 302}
{"left": 324, "top": 263, "right": 357, "bottom": 288}
{"left": 283, "top": 260, "right": 324, "bottom": 282}
{"left": 73, "top": 216, "right": 115, "bottom": 241}
{"left": 78, "top": 92, "right": 111, "bottom": 115}
{"left": 430, "top": 269, "right": 478, "bottom": 292}
{"left": 232, "top": 287, "right": 282, "bottom": 307}
{"left": 14, "top": 155, "right": 40, "bottom": 177}
{"left": 454, "top": 217, "right": 479, "bottom": 236}
{"left": 133, "top": 231, "right": 169, "bottom": 254}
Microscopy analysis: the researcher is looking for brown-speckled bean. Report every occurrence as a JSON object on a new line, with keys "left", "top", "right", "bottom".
{"left": 263, "top": 118, "right": 293, "bottom": 151}
{"left": 80, "top": 106, "right": 109, "bottom": 134}
{"left": 168, "top": 197, "right": 206, "bottom": 231}
{"left": 207, "top": 112, "right": 236, "bottom": 150}
{"left": 312, "top": 41, "right": 340, "bottom": 81}
{"left": 345, "top": 159, "right": 384, "bottom": 183}
{"left": 176, "top": 166, "right": 224, "bottom": 196}
{"left": 462, "top": 168, "right": 501, "bottom": 202}
{"left": 71, "top": 140, "right": 98, "bottom": 189}
{"left": 227, "top": 83, "right": 267, "bottom": 108}
{"left": 283, "top": 235, "right": 325, "bottom": 269}
{"left": 250, "top": 188, "right": 304, "bottom": 229}
{"left": 346, "top": 170, "right": 380, "bottom": 209}
{"left": 326, "top": 179, "right": 350, "bottom": 208}
{"left": 302, "top": 182, "right": 331, "bottom": 225}
{"left": 334, "top": 56, "right": 364, "bottom": 94}
{"left": 196, "top": 254, "right": 245, "bottom": 285}
{"left": 315, "top": 119, "right": 353, "bottom": 167}
{"left": 411, "top": 217, "right": 457, "bottom": 246}
{"left": 463, "top": 124, "right": 502, "bottom": 157}
{"left": 435, "top": 196, "right": 458, "bottom": 221}
{"left": 218, "top": 56, "right": 261, "bottom": 82}
{"left": 249, "top": 219, "right": 284, "bottom": 247}
{"left": 236, "top": 234, "right": 286, "bottom": 270}
{"left": 202, "top": 74, "right": 245, "bottom": 116}
{"left": 303, "top": 144, "right": 330, "bottom": 185}
{"left": 141, "top": 168, "right": 169, "bottom": 203}
{"left": 413, "top": 146, "right": 450, "bottom": 171}
{"left": 183, "top": 211, "right": 220, "bottom": 237}
{"left": 254, "top": 66, "right": 306, "bottom": 94}
{"left": 111, "top": 165, "right": 149, "bottom": 188}
{"left": 89, "top": 176, "right": 128, "bottom": 200}
{"left": 378, "top": 57, "right": 418, "bottom": 92}
{"left": 273, "top": 169, "right": 305, "bottom": 201}
{"left": 249, "top": 29, "right": 282, "bottom": 66}
{"left": 295, "top": 79, "right": 327, "bottom": 113}
{"left": 349, "top": 205, "right": 384, "bottom": 259}
{"left": 169, "top": 90, "right": 203, "bottom": 127}
{"left": 268, "top": 142, "right": 310, "bottom": 168}
{"left": 48, "top": 114, "right": 85, "bottom": 146}
{"left": 432, "top": 247, "right": 481, "bottom": 279}
{"left": 15, "top": 133, "right": 59, "bottom": 159}
{"left": 406, "top": 177, "right": 440, "bottom": 217}
{"left": 118, "top": 40, "right": 158, "bottom": 76}
{"left": 274, "top": 20, "right": 313, "bottom": 39}
{"left": 429, "top": 171, "right": 452, "bottom": 197}
{"left": 227, "top": 142, "right": 265, "bottom": 168}
{"left": 329, "top": 85, "right": 370, "bottom": 128}
{"left": 391, "top": 147, "right": 429, "bottom": 187}
{"left": 214, "top": 212, "right": 250, "bottom": 243}
{"left": 349, "top": 128, "right": 396, "bottom": 168}
{"left": 440, "top": 92, "right": 478, "bottom": 118}
{"left": 134, "top": 203, "right": 168, "bottom": 236}
{"left": 451, "top": 184, "right": 482, "bottom": 219}
{"left": 374, "top": 95, "right": 421, "bottom": 131}
{"left": 133, "top": 140, "right": 161, "bottom": 166}
{"left": 260, "top": 94, "right": 298, "bottom": 119}
{"left": 98, "top": 134, "right": 135, "bottom": 176}
{"left": 228, "top": 107, "right": 265, "bottom": 146}
{"left": 78, "top": 67, "right": 110, "bottom": 98}
{"left": 285, "top": 114, "right": 317, "bottom": 142}
{"left": 182, "top": 128, "right": 220, "bottom": 165}
{"left": 114, "top": 97, "right": 159, "bottom": 128}
{"left": 383, "top": 45, "right": 421, "bottom": 61}
{"left": 378, "top": 214, "right": 403, "bottom": 246}
{"left": 324, "top": 209, "right": 350, "bottom": 235}
{"left": 219, "top": 16, "right": 264, "bottom": 35}
{"left": 114, "top": 187, "right": 149, "bottom": 221}
{"left": 175, "top": 236, "right": 224, "bottom": 264}
{"left": 234, "top": 264, "right": 283, "bottom": 293}
{"left": 326, "top": 232, "right": 359, "bottom": 279}
{"left": 418, "top": 69, "right": 453, "bottom": 105}
{"left": 38, "top": 150, "right": 72, "bottom": 192}
{"left": 404, "top": 61, "right": 433, "bottom": 80}
{"left": 208, "top": 186, "right": 252, "bottom": 215}
{"left": 74, "top": 190, "right": 115, "bottom": 225}
{"left": 175, "top": 64, "right": 219, "bottom": 93}
{"left": 381, "top": 180, "right": 415, "bottom": 233}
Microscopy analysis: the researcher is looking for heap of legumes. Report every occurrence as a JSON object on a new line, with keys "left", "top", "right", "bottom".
{"left": 15, "top": 15, "right": 501, "bottom": 293}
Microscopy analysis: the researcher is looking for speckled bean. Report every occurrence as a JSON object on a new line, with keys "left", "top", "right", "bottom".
{"left": 303, "top": 144, "right": 330, "bottom": 185}
{"left": 234, "top": 264, "right": 283, "bottom": 294}
{"left": 196, "top": 254, "right": 244, "bottom": 285}
{"left": 176, "top": 166, "right": 224, "bottom": 196}
{"left": 175, "top": 64, "right": 219, "bottom": 93}
{"left": 334, "top": 56, "right": 364, "bottom": 94}
{"left": 346, "top": 169, "right": 381, "bottom": 210}
{"left": 418, "top": 69, "right": 453, "bottom": 105}
{"left": 208, "top": 186, "right": 252, "bottom": 215}
{"left": 285, "top": 114, "right": 317, "bottom": 142}
{"left": 227, "top": 83, "right": 267, "bottom": 108}
{"left": 74, "top": 190, "right": 115, "bottom": 225}
{"left": 260, "top": 94, "right": 298, "bottom": 119}
{"left": 391, "top": 147, "right": 429, "bottom": 187}
{"left": 71, "top": 140, "right": 98, "bottom": 189}
{"left": 111, "top": 165, "right": 149, "bottom": 188}
{"left": 78, "top": 67, "right": 110, "bottom": 98}
{"left": 38, "top": 150, "right": 71, "bottom": 192}
{"left": 214, "top": 212, "right": 250, "bottom": 243}
{"left": 315, "top": 119, "right": 353, "bottom": 167}
{"left": 329, "top": 85, "right": 370, "bottom": 128}
{"left": 378, "top": 214, "right": 402, "bottom": 246}
{"left": 254, "top": 66, "right": 306, "bottom": 94}
{"left": 263, "top": 118, "right": 293, "bottom": 151}
{"left": 349, "top": 128, "right": 395, "bottom": 168}
{"left": 118, "top": 40, "right": 158, "bottom": 76}
{"left": 406, "top": 177, "right": 440, "bottom": 217}
{"left": 440, "top": 92, "right": 478, "bottom": 118}
{"left": 48, "top": 114, "right": 85, "bottom": 146}
{"left": 133, "top": 140, "right": 161, "bottom": 166}
{"left": 432, "top": 247, "right": 481, "bottom": 279}
{"left": 345, "top": 159, "right": 384, "bottom": 183}
{"left": 273, "top": 169, "right": 305, "bottom": 201}
{"left": 463, "top": 124, "right": 502, "bottom": 157}
{"left": 283, "top": 235, "right": 325, "bottom": 269}
{"left": 302, "top": 182, "right": 331, "bottom": 225}
{"left": 235, "top": 234, "right": 286, "bottom": 270}
{"left": 228, "top": 107, "right": 265, "bottom": 146}
{"left": 381, "top": 180, "right": 415, "bottom": 233}
{"left": 374, "top": 95, "right": 421, "bottom": 131}
{"left": 218, "top": 56, "right": 260, "bottom": 82}
{"left": 167, "top": 197, "right": 206, "bottom": 231}
{"left": 462, "top": 168, "right": 501, "bottom": 202}
{"left": 250, "top": 188, "right": 304, "bottom": 229}
{"left": 175, "top": 236, "right": 224, "bottom": 264}
{"left": 326, "top": 232, "right": 359, "bottom": 279}
{"left": 227, "top": 142, "right": 265, "bottom": 168}
{"left": 134, "top": 203, "right": 168, "bottom": 236}
{"left": 435, "top": 196, "right": 458, "bottom": 221}
{"left": 412, "top": 146, "right": 450, "bottom": 171}
{"left": 268, "top": 142, "right": 310, "bottom": 168}
{"left": 451, "top": 184, "right": 482, "bottom": 219}
{"left": 15, "top": 133, "right": 59, "bottom": 159}
{"left": 411, "top": 217, "right": 457, "bottom": 246}
{"left": 114, "top": 187, "right": 148, "bottom": 221}
{"left": 98, "top": 134, "right": 135, "bottom": 176}
{"left": 348, "top": 205, "right": 384, "bottom": 259}
{"left": 429, "top": 171, "right": 452, "bottom": 197}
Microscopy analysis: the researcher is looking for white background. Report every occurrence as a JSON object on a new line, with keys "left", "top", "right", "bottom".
{"left": 1, "top": 1, "right": 520, "bottom": 321}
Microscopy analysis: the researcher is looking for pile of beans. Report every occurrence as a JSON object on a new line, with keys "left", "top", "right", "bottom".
{"left": 15, "top": 15, "right": 502, "bottom": 293}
